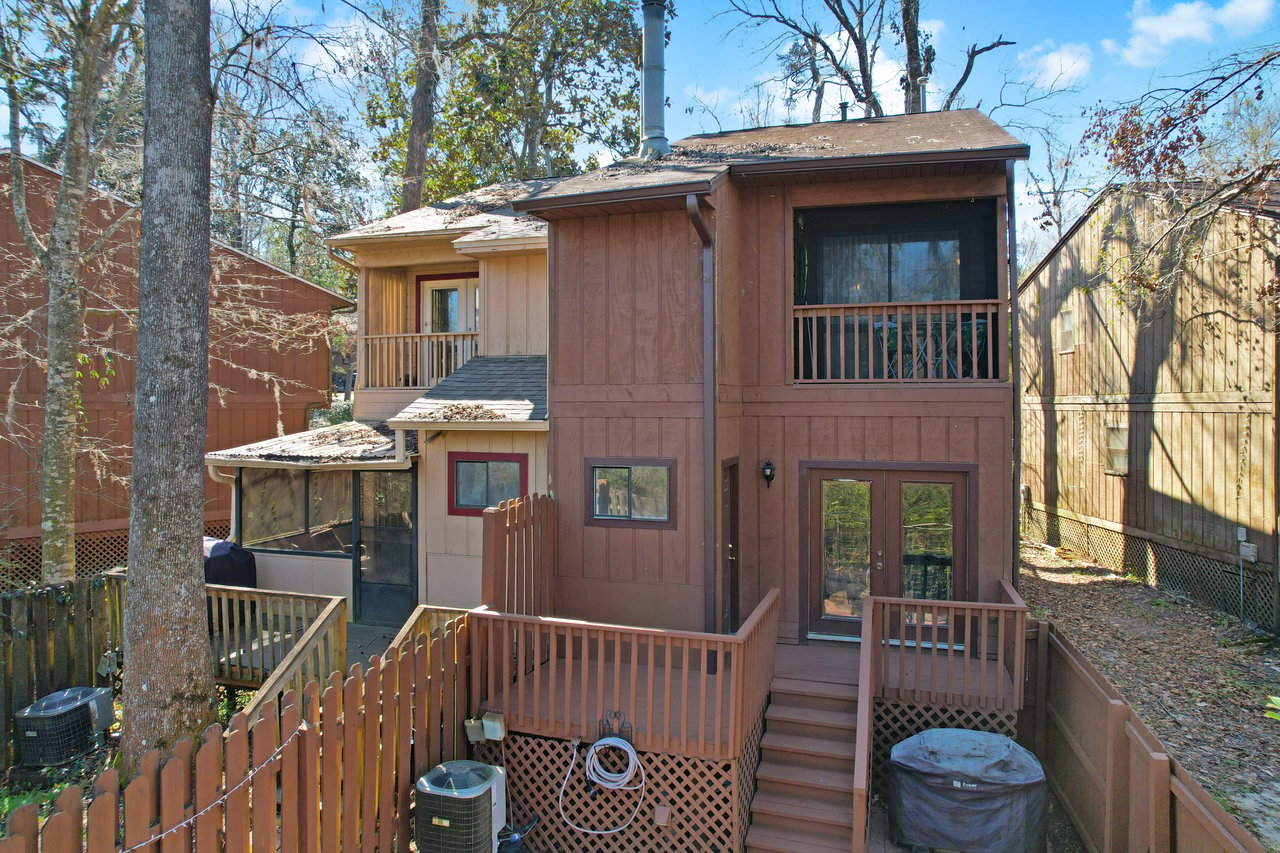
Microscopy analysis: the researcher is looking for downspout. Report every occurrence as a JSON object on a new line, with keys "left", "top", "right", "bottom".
{"left": 687, "top": 193, "right": 717, "bottom": 632}
{"left": 1007, "top": 161, "right": 1022, "bottom": 590}
{"left": 207, "top": 465, "right": 240, "bottom": 542}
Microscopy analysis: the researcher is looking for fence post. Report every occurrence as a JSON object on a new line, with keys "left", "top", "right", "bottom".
{"left": 1105, "top": 701, "right": 1131, "bottom": 852}
{"left": 481, "top": 505, "right": 501, "bottom": 608}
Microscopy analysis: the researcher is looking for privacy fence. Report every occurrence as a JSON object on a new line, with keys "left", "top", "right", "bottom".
{"left": 1024, "top": 622, "right": 1264, "bottom": 853}
{"left": 0, "top": 609, "right": 470, "bottom": 853}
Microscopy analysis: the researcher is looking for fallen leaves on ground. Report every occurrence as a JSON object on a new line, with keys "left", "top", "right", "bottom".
{"left": 1020, "top": 544, "right": 1280, "bottom": 852}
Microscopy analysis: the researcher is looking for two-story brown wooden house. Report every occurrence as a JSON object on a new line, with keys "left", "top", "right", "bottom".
{"left": 0, "top": 154, "right": 350, "bottom": 585}
{"left": 452, "top": 109, "right": 1032, "bottom": 853}
{"left": 205, "top": 103, "right": 1031, "bottom": 852}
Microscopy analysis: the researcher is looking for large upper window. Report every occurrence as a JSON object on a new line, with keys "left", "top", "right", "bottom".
{"left": 795, "top": 199, "right": 997, "bottom": 306}
{"left": 240, "top": 468, "right": 354, "bottom": 554}
{"left": 448, "top": 452, "right": 527, "bottom": 516}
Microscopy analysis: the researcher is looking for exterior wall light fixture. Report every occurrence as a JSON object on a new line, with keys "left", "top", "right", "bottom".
{"left": 761, "top": 460, "right": 776, "bottom": 487}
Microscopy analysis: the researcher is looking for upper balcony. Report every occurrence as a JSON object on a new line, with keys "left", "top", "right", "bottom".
{"left": 790, "top": 198, "right": 1008, "bottom": 385}
{"left": 793, "top": 298, "right": 1005, "bottom": 382}
{"left": 361, "top": 331, "right": 479, "bottom": 390}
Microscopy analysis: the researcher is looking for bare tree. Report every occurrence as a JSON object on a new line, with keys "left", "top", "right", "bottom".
{"left": 0, "top": 0, "right": 142, "bottom": 584}
{"left": 1085, "top": 46, "right": 1280, "bottom": 297}
{"left": 722, "top": 0, "right": 1011, "bottom": 119}
{"left": 120, "top": 0, "right": 218, "bottom": 767}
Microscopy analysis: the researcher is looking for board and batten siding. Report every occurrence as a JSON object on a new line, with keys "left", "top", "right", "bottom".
{"left": 1020, "top": 190, "right": 1277, "bottom": 564}
{"left": 717, "top": 173, "right": 1017, "bottom": 640}
{"left": 0, "top": 158, "right": 341, "bottom": 542}
{"left": 480, "top": 254, "right": 548, "bottom": 356}
{"left": 547, "top": 210, "right": 707, "bottom": 630}
{"left": 420, "top": 430, "right": 549, "bottom": 609}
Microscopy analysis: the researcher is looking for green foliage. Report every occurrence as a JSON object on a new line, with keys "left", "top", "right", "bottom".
{"left": 1266, "top": 695, "right": 1280, "bottom": 722}
{"left": 366, "top": 0, "right": 641, "bottom": 205}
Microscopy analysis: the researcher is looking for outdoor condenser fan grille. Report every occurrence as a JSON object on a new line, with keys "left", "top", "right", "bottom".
{"left": 15, "top": 687, "right": 114, "bottom": 767}
{"left": 415, "top": 760, "right": 505, "bottom": 853}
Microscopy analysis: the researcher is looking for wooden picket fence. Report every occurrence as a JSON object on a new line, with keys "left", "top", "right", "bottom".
{"left": 0, "top": 575, "right": 125, "bottom": 763}
{"left": 0, "top": 612, "right": 472, "bottom": 853}
{"left": 480, "top": 494, "right": 556, "bottom": 617}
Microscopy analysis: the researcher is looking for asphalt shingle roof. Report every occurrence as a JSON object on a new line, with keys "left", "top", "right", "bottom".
{"left": 389, "top": 356, "right": 548, "bottom": 426}
{"left": 204, "top": 420, "right": 416, "bottom": 466}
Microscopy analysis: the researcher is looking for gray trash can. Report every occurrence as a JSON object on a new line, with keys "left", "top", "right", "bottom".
{"left": 888, "top": 728, "right": 1046, "bottom": 853}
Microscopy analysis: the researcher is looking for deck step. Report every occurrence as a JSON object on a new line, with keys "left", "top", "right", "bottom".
{"left": 754, "top": 759, "right": 856, "bottom": 793}
{"left": 770, "top": 676, "right": 858, "bottom": 706}
{"left": 765, "top": 703, "right": 859, "bottom": 735}
{"left": 745, "top": 824, "right": 852, "bottom": 853}
{"left": 761, "top": 731, "right": 857, "bottom": 761}
{"left": 748, "top": 791, "right": 854, "bottom": 830}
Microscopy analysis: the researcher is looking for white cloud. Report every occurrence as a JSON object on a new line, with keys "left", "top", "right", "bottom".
{"left": 1106, "top": 0, "right": 1274, "bottom": 66}
{"left": 1020, "top": 41, "right": 1094, "bottom": 88}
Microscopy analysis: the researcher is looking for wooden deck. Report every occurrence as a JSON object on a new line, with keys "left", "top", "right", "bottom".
{"left": 482, "top": 640, "right": 1015, "bottom": 752}
{"left": 480, "top": 655, "right": 734, "bottom": 748}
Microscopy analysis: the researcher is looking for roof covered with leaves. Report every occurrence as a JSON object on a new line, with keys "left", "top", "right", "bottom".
{"left": 389, "top": 356, "right": 547, "bottom": 426}
{"left": 205, "top": 420, "right": 415, "bottom": 466}
{"left": 513, "top": 109, "right": 1028, "bottom": 208}
{"left": 328, "top": 178, "right": 566, "bottom": 245}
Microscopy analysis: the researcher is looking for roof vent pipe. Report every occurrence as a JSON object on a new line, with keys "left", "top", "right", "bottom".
{"left": 637, "top": 0, "right": 671, "bottom": 159}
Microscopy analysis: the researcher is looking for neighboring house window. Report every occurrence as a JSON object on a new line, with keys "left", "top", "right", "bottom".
{"left": 1059, "top": 306, "right": 1075, "bottom": 353}
{"left": 1105, "top": 425, "right": 1129, "bottom": 475}
{"left": 449, "top": 452, "right": 527, "bottom": 516}
{"left": 432, "top": 288, "right": 460, "bottom": 332}
{"left": 586, "top": 458, "right": 676, "bottom": 528}
{"left": 240, "top": 467, "right": 354, "bottom": 554}
{"left": 794, "top": 199, "right": 997, "bottom": 306}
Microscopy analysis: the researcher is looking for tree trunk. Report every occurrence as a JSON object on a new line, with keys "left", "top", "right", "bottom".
{"left": 901, "top": 0, "right": 925, "bottom": 113}
{"left": 38, "top": 252, "right": 84, "bottom": 584}
{"left": 121, "top": 0, "right": 217, "bottom": 770}
{"left": 401, "top": 0, "right": 441, "bottom": 213}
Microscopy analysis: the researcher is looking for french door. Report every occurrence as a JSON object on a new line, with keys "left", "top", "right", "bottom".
{"left": 805, "top": 466, "right": 967, "bottom": 640}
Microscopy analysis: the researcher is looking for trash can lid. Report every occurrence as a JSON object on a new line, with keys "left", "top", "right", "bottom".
{"left": 890, "top": 728, "right": 1044, "bottom": 788}
{"left": 417, "top": 760, "right": 498, "bottom": 797}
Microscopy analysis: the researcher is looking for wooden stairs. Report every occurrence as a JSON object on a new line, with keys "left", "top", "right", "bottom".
{"left": 745, "top": 675, "right": 860, "bottom": 853}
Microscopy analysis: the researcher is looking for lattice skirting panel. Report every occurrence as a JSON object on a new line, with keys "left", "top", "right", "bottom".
{"left": 1024, "top": 506, "right": 1279, "bottom": 631}
{"left": 477, "top": 720, "right": 763, "bottom": 853}
{"left": 2, "top": 521, "right": 235, "bottom": 589}
{"left": 871, "top": 700, "right": 1017, "bottom": 795}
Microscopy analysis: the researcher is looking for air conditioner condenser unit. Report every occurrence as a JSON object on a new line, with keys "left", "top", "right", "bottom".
{"left": 415, "top": 760, "right": 507, "bottom": 853}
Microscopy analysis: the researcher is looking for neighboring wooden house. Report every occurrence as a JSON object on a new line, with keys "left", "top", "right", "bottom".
{"left": 209, "top": 102, "right": 1034, "bottom": 851}
{"left": 0, "top": 154, "right": 351, "bottom": 585}
{"left": 206, "top": 180, "right": 554, "bottom": 625}
{"left": 1020, "top": 186, "right": 1280, "bottom": 632}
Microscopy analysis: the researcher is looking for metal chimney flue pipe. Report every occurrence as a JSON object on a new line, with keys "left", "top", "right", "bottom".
{"left": 637, "top": 0, "right": 671, "bottom": 159}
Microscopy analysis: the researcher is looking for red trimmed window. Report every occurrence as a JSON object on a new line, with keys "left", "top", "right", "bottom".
{"left": 448, "top": 452, "right": 528, "bottom": 516}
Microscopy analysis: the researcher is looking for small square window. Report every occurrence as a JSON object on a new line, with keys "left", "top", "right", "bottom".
{"left": 1059, "top": 306, "right": 1075, "bottom": 353}
{"left": 1105, "top": 425, "right": 1129, "bottom": 475}
{"left": 586, "top": 458, "right": 676, "bottom": 528}
{"left": 448, "top": 452, "right": 527, "bottom": 516}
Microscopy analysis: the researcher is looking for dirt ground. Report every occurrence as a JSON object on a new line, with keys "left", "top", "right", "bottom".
{"left": 1020, "top": 544, "right": 1280, "bottom": 851}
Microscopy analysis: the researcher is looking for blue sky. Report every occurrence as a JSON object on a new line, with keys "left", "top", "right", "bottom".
{"left": 662, "top": 0, "right": 1279, "bottom": 140}
{"left": 653, "top": 0, "right": 1280, "bottom": 245}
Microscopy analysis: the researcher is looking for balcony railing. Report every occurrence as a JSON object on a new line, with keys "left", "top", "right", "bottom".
{"left": 793, "top": 299, "right": 1004, "bottom": 382}
{"left": 361, "top": 332, "right": 479, "bottom": 390}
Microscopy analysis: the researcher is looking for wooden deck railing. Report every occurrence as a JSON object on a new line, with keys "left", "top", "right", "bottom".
{"left": 104, "top": 572, "right": 348, "bottom": 721}
{"left": 389, "top": 603, "right": 470, "bottom": 652}
{"left": 469, "top": 588, "right": 780, "bottom": 761}
{"left": 242, "top": 593, "right": 347, "bottom": 724}
{"left": 793, "top": 299, "right": 1004, "bottom": 382}
{"left": 869, "top": 580, "right": 1027, "bottom": 711}
{"left": 481, "top": 494, "right": 557, "bottom": 616}
{"left": 361, "top": 331, "right": 479, "bottom": 389}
